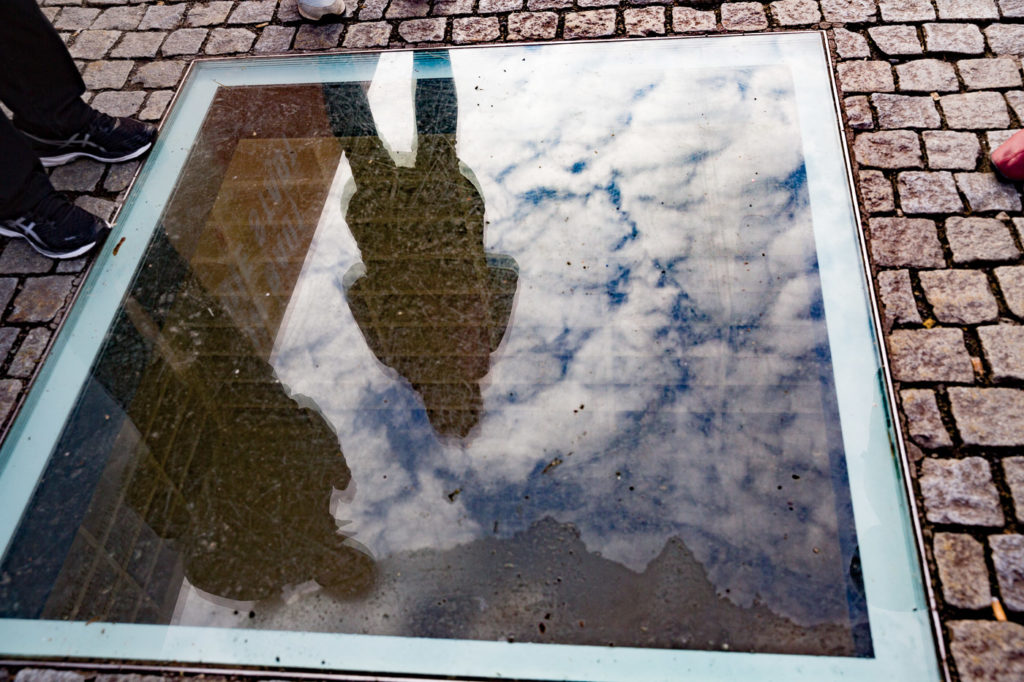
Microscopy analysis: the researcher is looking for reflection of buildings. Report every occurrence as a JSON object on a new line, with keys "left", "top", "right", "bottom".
{"left": 324, "top": 63, "right": 518, "bottom": 438}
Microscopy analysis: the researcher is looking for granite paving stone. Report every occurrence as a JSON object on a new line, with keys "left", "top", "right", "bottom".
{"left": 578, "top": 0, "right": 619, "bottom": 6}
{"left": 897, "top": 171, "right": 963, "bottom": 213}
{"left": 187, "top": 2, "right": 234, "bottom": 27}
{"left": 672, "top": 7, "right": 715, "bottom": 32}
{"left": 277, "top": 0, "right": 303, "bottom": 19}
{"left": 1004, "top": 457, "right": 1024, "bottom": 522}
{"left": 161, "top": 28, "right": 208, "bottom": 56}
{"left": 833, "top": 28, "right": 870, "bottom": 58}
{"left": 978, "top": 325, "right": 1024, "bottom": 381}
{"left": 0, "top": 243, "right": 51, "bottom": 274}
{"left": 0, "top": 279, "right": 16, "bottom": 315}
{"left": 507, "top": 12, "right": 557, "bottom": 39}
{"left": 8, "top": 277, "right": 75, "bottom": 323}
{"left": 9, "top": 329, "right": 51, "bottom": 379}
{"left": 432, "top": 0, "right": 474, "bottom": 13}
{"left": 859, "top": 170, "right": 895, "bottom": 212}
{"left": 919, "top": 269, "right": 998, "bottom": 324}
{"left": 844, "top": 96, "right": 873, "bottom": 129}
{"left": 398, "top": 17, "right": 446, "bottom": 41}
{"left": 868, "top": 25, "right": 922, "bottom": 55}
{"left": 531, "top": 0, "right": 576, "bottom": 7}
{"left": 940, "top": 92, "right": 1011, "bottom": 130}
{"left": 205, "top": 27, "right": 255, "bottom": 53}
{"left": 111, "top": 32, "right": 166, "bottom": 58}
{"left": 103, "top": 161, "right": 141, "bottom": 193}
{"left": 878, "top": 0, "right": 935, "bottom": 22}
{"left": 920, "top": 457, "right": 1004, "bottom": 526}
{"left": 68, "top": 30, "right": 120, "bottom": 59}
{"left": 901, "top": 388, "right": 952, "bottom": 447}
{"left": 936, "top": 0, "right": 999, "bottom": 19}
{"left": 1001, "top": 0, "right": 1024, "bottom": 17}
{"left": 1013, "top": 218, "right": 1024, "bottom": 246}
{"left": 90, "top": 90, "right": 146, "bottom": 117}
{"left": 950, "top": 621, "right": 1024, "bottom": 682}
{"left": 888, "top": 328, "right": 974, "bottom": 382}
{"left": 995, "top": 266, "right": 1024, "bottom": 318}
{"left": 295, "top": 22, "right": 345, "bottom": 48}
{"left": 343, "top": 21, "right": 389, "bottom": 47}
{"left": 721, "top": 3, "right": 768, "bottom": 30}
{"left": 624, "top": 7, "right": 665, "bottom": 36}
{"left": 956, "top": 173, "right": 1022, "bottom": 212}
{"left": 54, "top": 7, "right": 100, "bottom": 30}
{"left": 0, "top": 380, "right": 22, "bottom": 428}
{"left": 923, "top": 131, "right": 980, "bottom": 170}
{"left": 933, "top": 532, "right": 992, "bottom": 608}
{"left": 896, "top": 59, "right": 960, "bottom": 92}
{"left": 479, "top": 0, "right": 521, "bottom": 11}
{"left": 452, "top": 16, "right": 499, "bottom": 42}
{"left": 769, "top": 0, "right": 820, "bottom": 25}
{"left": 139, "top": 5, "right": 187, "bottom": 30}
{"left": 0, "top": 328, "right": 19, "bottom": 366}
{"left": 985, "top": 25, "right": 1024, "bottom": 56}
{"left": 387, "top": 0, "right": 431, "bottom": 18}
{"left": 990, "top": 534, "right": 1024, "bottom": 611}
{"left": 878, "top": 269, "right": 920, "bottom": 324}
{"left": 92, "top": 5, "right": 145, "bottom": 29}
{"left": 564, "top": 10, "right": 616, "bottom": 38}
{"left": 987, "top": 129, "right": 1022, "bottom": 150}
{"left": 12, "top": 671, "right": 85, "bottom": 682}
{"left": 837, "top": 61, "right": 895, "bottom": 93}
{"left": 820, "top": 0, "right": 876, "bottom": 23}
{"left": 923, "top": 23, "right": 985, "bottom": 54}
{"left": 49, "top": 159, "right": 104, "bottom": 192}
{"left": 949, "top": 387, "right": 1024, "bottom": 446}
{"left": 958, "top": 59, "right": 1022, "bottom": 90}
{"left": 73, "top": 197, "right": 117, "bottom": 223}
{"left": 867, "top": 217, "right": 944, "bottom": 266}
{"left": 254, "top": 24, "right": 296, "bottom": 51}
{"left": 872, "top": 94, "right": 940, "bottom": 129}
{"left": 132, "top": 61, "right": 186, "bottom": 89}
{"left": 228, "top": 0, "right": 278, "bottom": 23}
{"left": 854, "top": 131, "right": 922, "bottom": 168}
{"left": 140, "top": 90, "right": 174, "bottom": 121}
{"left": 945, "top": 217, "right": 1020, "bottom": 263}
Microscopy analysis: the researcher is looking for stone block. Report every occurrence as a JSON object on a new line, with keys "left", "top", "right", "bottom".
{"left": 1001, "top": 0, "right": 1024, "bottom": 17}
{"left": 872, "top": 94, "right": 939, "bottom": 129}
{"left": 104, "top": 161, "right": 140, "bottom": 192}
{"left": 452, "top": 17, "right": 499, "bottom": 43}
{"left": 838, "top": 61, "right": 894, "bottom": 93}
{"left": 506, "top": 12, "right": 555, "bottom": 39}
{"left": 941, "top": 92, "right": 1011, "bottom": 129}
{"left": 879, "top": 0, "right": 935, "bottom": 21}
{"left": 0, "top": 379, "right": 21, "bottom": 427}
{"left": 949, "top": 387, "right": 1024, "bottom": 446}
{"left": 988, "top": 129, "right": 1021, "bottom": 150}
{"left": 896, "top": 59, "right": 959, "bottom": 92}
{"left": 978, "top": 325, "right": 1024, "bottom": 381}
{"left": 0, "top": 242, "right": 53, "bottom": 274}
{"left": 54, "top": 7, "right": 100, "bottom": 30}
{"left": 344, "top": 22, "right": 391, "bottom": 48}
{"left": 958, "top": 59, "right": 1022, "bottom": 90}
{"left": 12, "top": 670, "right": 85, "bottom": 682}
{"left": 73, "top": 197, "right": 116, "bottom": 223}
{"left": 9, "top": 328, "right": 51, "bottom": 379}
{"left": 229, "top": 1, "right": 278, "bottom": 23}
{"left": 0, "top": 328, "right": 18, "bottom": 365}
{"left": 68, "top": 30, "right": 120, "bottom": 59}
{"left": 990, "top": 534, "right": 1024, "bottom": 611}
{"left": 920, "top": 457, "right": 1004, "bottom": 526}
{"left": 879, "top": 269, "right": 921, "bottom": 325}
{"left": 820, "top": 0, "right": 876, "bottom": 23}
{"left": 132, "top": 60, "right": 186, "bottom": 88}
{"left": 897, "top": 171, "right": 962, "bottom": 213}
{"left": 986, "top": 24, "right": 1024, "bottom": 55}
{"left": 624, "top": 7, "right": 665, "bottom": 35}
{"left": 770, "top": 0, "right": 820, "bottom": 25}
{"left": 0, "top": 279, "right": 16, "bottom": 313}
{"left": 923, "top": 131, "right": 979, "bottom": 170}
{"left": 920, "top": 269, "right": 998, "bottom": 324}
{"left": 431, "top": 0, "right": 472, "bottom": 11}
{"left": 398, "top": 17, "right": 446, "bottom": 41}
{"left": 721, "top": 3, "right": 768, "bottom": 30}
{"left": 8, "top": 276, "right": 75, "bottom": 323}
{"left": 901, "top": 388, "right": 951, "bottom": 448}
{"left": 888, "top": 328, "right": 974, "bottom": 383}
{"left": 845, "top": 96, "right": 873, "bottom": 130}
{"left": 950, "top": 620, "right": 1024, "bottom": 682}
{"left": 867, "top": 217, "right": 944, "bottom": 267}
{"left": 90, "top": 91, "right": 146, "bottom": 117}
{"left": 854, "top": 131, "right": 922, "bottom": 168}
{"left": 187, "top": 2, "right": 233, "bottom": 27}
{"left": 672, "top": 7, "right": 715, "bottom": 32}
{"left": 388, "top": 0, "right": 431, "bottom": 16}
{"left": 933, "top": 533, "right": 992, "bottom": 609}
{"left": 995, "top": 266, "right": 1024, "bottom": 318}
{"left": 161, "top": 28, "right": 208, "bottom": 56}
{"left": 868, "top": 25, "right": 922, "bottom": 55}
{"left": 923, "top": 23, "right": 985, "bottom": 54}
{"left": 956, "top": 173, "right": 1022, "bottom": 212}
{"left": 946, "top": 217, "right": 1019, "bottom": 263}
{"left": 480, "top": 0, "right": 520, "bottom": 10}
{"left": 49, "top": 159, "right": 104, "bottom": 192}
{"left": 937, "top": 0, "right": 999, "bottom": 19}
{"left": 92, "top": 5, "right": 145, "bottom": 29}
{"left": 140, "top": 5, "right": 187, "bottom": 30}
{"left": 859, "top": 169, "right": 895, "bottom": 212}
{"left": 255, "top": 25, "right": 296, "bottom": 52}
{"left": 296, "top": 22, "right": 345, "bottom": 48}
{"left": 564, "top": 10, "right": 616, "bottom": 38}
{"left": 1004, "top": 457, "right": 1024, "bottom": 522}
{"left": 140, "top": 91, "right": 174, "bottom": 122}
{"left": 111, "top": 32, "right": 166, "bottom": 58}
{"left": 205, "top": 28, "right": 255, "bottom": 54}
{"left": 833, "top": 28, "right": 870, "bottom": 58}
{"left": 279, "top": 0, "right": 304, "bottom": 20}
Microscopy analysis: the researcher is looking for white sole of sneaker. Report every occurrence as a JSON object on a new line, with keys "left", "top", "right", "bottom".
{"left": 0, "top": 223, "right": 109, "bottom": 260}
{"left": 38, "top": 142, "right": 153, "bottom": 168}
{"left": 297, "top": 0, "right": 348, "bottom": 19}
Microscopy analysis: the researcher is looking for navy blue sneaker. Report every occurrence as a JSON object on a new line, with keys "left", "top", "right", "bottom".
{"left": 0, "top": 184, "right": 108, "bottom": 259}
{"left": 19, "top": 113, "right": 156, "bottom": 168}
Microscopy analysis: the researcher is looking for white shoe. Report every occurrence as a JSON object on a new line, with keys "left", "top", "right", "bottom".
{"left": 297, "top": 0, "right": 348, "bottom": 19}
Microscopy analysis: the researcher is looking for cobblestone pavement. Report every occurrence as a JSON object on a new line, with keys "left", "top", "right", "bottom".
{"left": 1, "top": 0, "right": 1023, "bottom": 680}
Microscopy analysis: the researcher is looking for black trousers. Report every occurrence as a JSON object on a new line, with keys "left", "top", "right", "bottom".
{"left": 0, "top": 0, "right": 97, "bottom": 215}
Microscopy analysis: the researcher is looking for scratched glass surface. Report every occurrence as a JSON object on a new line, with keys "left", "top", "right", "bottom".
{"left": 0, "top": 48, "right": 870, "bottom": 657}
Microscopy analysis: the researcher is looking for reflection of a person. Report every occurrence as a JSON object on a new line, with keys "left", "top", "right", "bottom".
{"left": 324, "top": 52, "right": 518, "bottom": 438}
{"left": 117, "top": 233, "right": 375, "bottom": 602}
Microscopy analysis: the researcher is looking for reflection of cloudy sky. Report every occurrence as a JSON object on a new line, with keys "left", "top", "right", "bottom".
{"left": 271, "top": 46, "right": 853, "bottom": 627}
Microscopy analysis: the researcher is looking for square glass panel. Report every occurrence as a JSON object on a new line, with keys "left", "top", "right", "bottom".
{"left": 0, "top": 34, "right": 940, "bottom": 681}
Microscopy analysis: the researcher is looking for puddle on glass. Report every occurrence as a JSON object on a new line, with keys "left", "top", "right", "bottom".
{"left": 0, "top": 48, "right": 869, "bottom": 657}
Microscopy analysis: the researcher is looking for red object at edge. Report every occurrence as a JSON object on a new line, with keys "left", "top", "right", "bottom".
{"left": 992, "top": 129, "right": 1024, "bottom": 181}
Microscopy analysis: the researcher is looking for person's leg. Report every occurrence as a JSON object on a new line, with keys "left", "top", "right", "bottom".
{"left": 0, "top": 0, "right": 95, "bottom": 137}
{"left": 0, "top": 115, "right": 48, "bottom": 217}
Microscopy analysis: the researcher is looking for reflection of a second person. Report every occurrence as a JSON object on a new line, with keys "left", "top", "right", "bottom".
{"left": 324, "top": 52, "right": 518, "bottom": 439}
